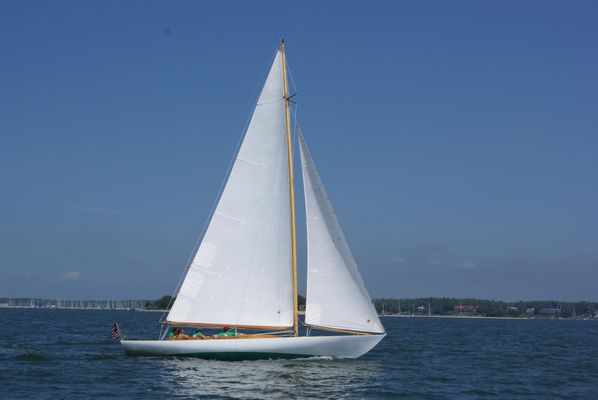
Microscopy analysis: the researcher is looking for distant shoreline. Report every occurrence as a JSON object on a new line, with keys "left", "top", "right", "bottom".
{"left": 1, "top": 307, "right": 596, "bottom": 320}
{"left": 382, "top": 314, "right": 525, "bottom": 320}
{"left": 3, "top": 296, "right": 597, "bottom": 320}
{"left": 379, "top": 314, "right": 597, "bottom": 320}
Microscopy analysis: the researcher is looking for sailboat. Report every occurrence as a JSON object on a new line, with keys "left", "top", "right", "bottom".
{"left": 120, "top": 41, "right": 385, "bottom": 359}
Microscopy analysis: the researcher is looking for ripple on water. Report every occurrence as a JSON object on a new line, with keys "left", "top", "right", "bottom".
{"left": 1, "top": 309, "right": 598, "bottom": 399}
{"left": 13, "top": 351, "right": 50, "bottom": 362}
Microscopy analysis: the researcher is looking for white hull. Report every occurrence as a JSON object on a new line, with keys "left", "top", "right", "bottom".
{"left": 121, "top": 334, "right": 385, "bottom": 360}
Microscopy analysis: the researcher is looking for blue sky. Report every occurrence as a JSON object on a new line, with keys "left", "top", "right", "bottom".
{"left": 1, "top": 1, "right": 597, "bottom": 301}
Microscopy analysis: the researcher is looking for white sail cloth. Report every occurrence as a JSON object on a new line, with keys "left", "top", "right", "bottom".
{"left": 299, "top": 133, "right": 384, "bottom": 334}
{"left": 167, "top": 50, "right": 294, "bottom": 328}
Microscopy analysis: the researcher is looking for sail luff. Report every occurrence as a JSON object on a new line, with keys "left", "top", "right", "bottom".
{"left": 280, "top": 40, "right": 299, "bottom": 337}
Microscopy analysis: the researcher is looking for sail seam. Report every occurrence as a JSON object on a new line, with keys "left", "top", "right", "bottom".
{"left": 189, "top": 262, "right": 222, "bottom": 276}
{"left": 257, "top": 98, "right": 284, "bottom": 106}
{"left": 236, "top": 157, "right": 264, "bottom": 168}
{"left": 214, "top": 211, "right": 245, "bottom": 224}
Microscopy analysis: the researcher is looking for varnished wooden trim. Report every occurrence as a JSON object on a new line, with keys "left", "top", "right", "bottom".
{"left": 162, "top": 320, "right": 292, "bottom": 331}
{"left": 166, "top": 334, "right": 284, "bottom": 341}
{"left": 280, "top": 39, "right": 299, "bottom": 337}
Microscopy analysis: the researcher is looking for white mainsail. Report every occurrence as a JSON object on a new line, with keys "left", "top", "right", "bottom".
{"left": 299, "top": 133, "right": 384, "bottom": 334}
{"left": 167, "top": 50, "right": 293, "bottom": 328}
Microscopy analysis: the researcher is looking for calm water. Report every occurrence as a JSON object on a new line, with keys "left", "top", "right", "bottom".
{"left": 1, "top": 309, "right": 597, "bottom": 399}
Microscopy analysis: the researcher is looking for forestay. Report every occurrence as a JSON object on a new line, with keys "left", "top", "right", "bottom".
{"left": 167, "top": 50, "right": 293, "bottom": 328}
{"left": 299, "top": 133, "right": 384, "bottom": 334}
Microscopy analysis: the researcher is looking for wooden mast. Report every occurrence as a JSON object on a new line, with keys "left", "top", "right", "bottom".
{"left": 280, "top": 39, "right": 299, "bottom": 337}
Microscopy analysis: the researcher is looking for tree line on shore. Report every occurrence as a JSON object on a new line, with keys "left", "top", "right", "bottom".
{"left": 373, "top": 297, "right": 598, "bottom": 318}
{"left": 147, "top": 295, "right": 598, "bottom": 318}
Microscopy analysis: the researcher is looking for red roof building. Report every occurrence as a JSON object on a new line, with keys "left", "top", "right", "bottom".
{"left": 453, "top": 305, "right": 479, "bottom": 312}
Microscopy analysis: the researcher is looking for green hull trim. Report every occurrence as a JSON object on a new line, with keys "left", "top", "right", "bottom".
{"left": 126, "top": 351, "right": 314, "bottom": 361}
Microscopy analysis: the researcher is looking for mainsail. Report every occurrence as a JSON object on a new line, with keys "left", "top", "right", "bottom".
{"left": 299, "top": 133, "right": 384, "bottom": 334}
{"left": 167, "top": 50, "right": 294, "bottom": 328}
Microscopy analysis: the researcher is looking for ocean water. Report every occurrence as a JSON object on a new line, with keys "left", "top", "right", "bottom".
{"left": 1, "top": 309, "right": 597, "bottom": 399}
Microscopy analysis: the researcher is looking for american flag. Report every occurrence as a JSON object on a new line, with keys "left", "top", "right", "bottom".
{"left": 111, "top": 322, "right": 122, "bottom": 342}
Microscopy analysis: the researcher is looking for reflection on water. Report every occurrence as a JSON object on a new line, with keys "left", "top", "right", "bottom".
{"left": 159, "top": 357, "right": 384, "bottom": 399}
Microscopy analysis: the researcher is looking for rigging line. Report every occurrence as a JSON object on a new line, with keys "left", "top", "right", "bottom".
{"left": 160, "top": 47, "right": 280, "bottom": 323}
{"left": 285, "top": 55, "right": 301, "bottom": 162}
{"left": 290, "top": 105, "right": 302, "bottom": 160}
{"left": 290, "top": 103, "right": 299, "bottom": 157}
{"left": 286, "top": 57, "right": 299, "bottom": 97}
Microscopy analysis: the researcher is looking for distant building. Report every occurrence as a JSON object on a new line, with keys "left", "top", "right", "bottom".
{"left": 526, "top": 308, "right": 535, "bottom": 315}
{"left": 540, "top": 308, "right": 561, "bottom": 315}
{"left": 507, "top": 306, "right": 518, "bottom": 312}
{"left": 453, "top": 305, "right": 479, "bottom": 313}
